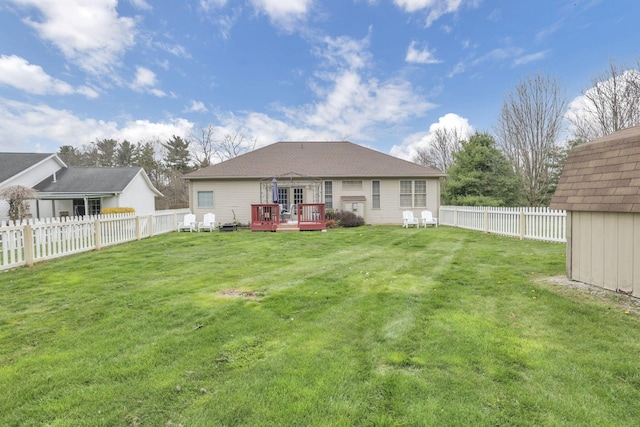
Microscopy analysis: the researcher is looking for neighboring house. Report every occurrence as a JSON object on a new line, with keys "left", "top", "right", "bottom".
{"left": 0, "top": 152, "right": 162, "bottom": 221}
{"left": 184, "top": 141, "right": 446, "bottom": 225}
{"left": 550, "top": 125, "right": 640, "bottom": 297}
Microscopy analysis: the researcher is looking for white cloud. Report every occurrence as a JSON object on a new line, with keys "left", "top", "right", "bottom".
{"left": 0, "top": 55, "right": 98, "bottom": 98}
{"left": 471, "top": 45, "right": 524, "bottom": 66}
{"left": 249, "top": 0, "right": 314, "bottom": 31}
{"left": 10, "top": 0, "right": 137, "bottom": 74}
{"left": 393, "top": 0, "right": 477, "bottom": 27}
{"left": 186, "top": 100, "right": 209, "bottom": 113}
{"left": 390, "top": 113, "right": 474, "bottom": 160}
{"left": 205, "top": 32, "right": 436, "bottom": 148}
{"left": 128, "top": 0, "right": 152, "bottom": 10}
{"left": 199, "top": 0, "right": 228, "bottom": 11}
{"left": 130, "top": 66, "right": 166, "bottom": 97}
{"left": 0, "top": 97, "right": 192, "bottom": 151}
{"left": 313, "top": 33, "right": 372, "bottom": 72}
{"left": 513, "top": 50, "right": 548, "bottom": 66}
{"left": 405, "top": 41, "right": 442, "bottom": 64}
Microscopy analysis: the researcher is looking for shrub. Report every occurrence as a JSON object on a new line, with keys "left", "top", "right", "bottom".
{"left": 101, "top": 207, "right": 135, "bottom": 215}
{"left": 333, "top": 210, "right": 365, "bottom": 227}
{"left": 325, "top": 209, "right": 336, "bottom": 220}
{"left": 325, "top": 219, "right": 337, "bottom": 229}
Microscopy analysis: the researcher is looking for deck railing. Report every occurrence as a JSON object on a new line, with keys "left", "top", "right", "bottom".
{"left": 250, "top": 203, "right": 326, "bottom": 231}
{"left": 0, "top": 209, "right": 190, "bottom": 271}
{"left": 439, "top": 205, "right": 566, "bottom": 243}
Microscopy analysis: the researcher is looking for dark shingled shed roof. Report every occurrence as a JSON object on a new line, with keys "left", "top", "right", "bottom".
{"left": 185, "top": 141, "right": 445, "bottom": 180}
{"left": 34, "top": 167, "right": 152, "bottom": 194}
{"left": 550, "top": 125, "right": 640, "bottom": 213}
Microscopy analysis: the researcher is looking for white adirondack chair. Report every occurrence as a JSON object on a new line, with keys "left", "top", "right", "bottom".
{"left": 178, "top": 213, "right": 197, "bottom": 232}
{"left": 421, "top": 210, "right": 438, "bottom": 228}
{"left": 402, "top": 210, "right": 419, "bottom": 228}
{"left": 198, "top": 213, "right": 216, "bottom": 232}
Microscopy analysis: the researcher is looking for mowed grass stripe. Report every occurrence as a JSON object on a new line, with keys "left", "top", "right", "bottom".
{"left": 2, "top": 226, "right": 640, "bottom": 426}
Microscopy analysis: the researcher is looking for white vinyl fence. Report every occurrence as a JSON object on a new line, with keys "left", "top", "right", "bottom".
{"left": 0, "top": 209, "right": 190, "bottom": 272}
{"left": 439, "top": 206, "right": 566, "bottom": 243}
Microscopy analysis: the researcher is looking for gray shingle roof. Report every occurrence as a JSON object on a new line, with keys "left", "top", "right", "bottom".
{"left": 185, "top": 141, "right": 445, "bottom": 179}
{"left": 0, "top": 152, "right": 58, "bottom": 185}
{"left": 550, "top": 125, "right": 640, "bottom": 213}
{"left": 34, "top": 167, "right": 145, "bottom": 194}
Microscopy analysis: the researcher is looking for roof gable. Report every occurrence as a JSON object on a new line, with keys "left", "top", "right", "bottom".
{"left": 550, "top": 125, "right": 640, "bottom": 213}
{"left": 0, "top": 152, "right": 64, "bottom": 186}
{"left": 185, "top": 141, "right": 445, "bottom": 179}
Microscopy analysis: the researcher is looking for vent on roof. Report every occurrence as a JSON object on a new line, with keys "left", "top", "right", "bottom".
{"left": 52, "top": 171, "right": 57, "bottom": 183}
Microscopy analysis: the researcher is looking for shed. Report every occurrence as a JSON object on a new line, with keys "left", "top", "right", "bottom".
{"left": 550, "top": 125, "right": 640, "bottom": 297}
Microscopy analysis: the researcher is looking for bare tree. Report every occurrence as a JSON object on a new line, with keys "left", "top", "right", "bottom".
{"left": 191, "top": 124, "right": 217, "bottom": 168}
{"left": 496, "top": 73, "right": 567, "bottom": 206}
{"left": 0, "top": 185, "right": 39, "bottom": 222}
{"left": 214, "top": 130, "right": 257, "bottom": 163}
{"left": 414, "top": 127, "right": 465, "bottom": 173}
{"left": 568, "top": 59, "right": 640, "bottom": 141}
{"left": 191, "top": 125, "right": 257, "bottom": 167}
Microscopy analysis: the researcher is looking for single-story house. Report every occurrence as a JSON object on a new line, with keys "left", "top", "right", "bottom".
{"left": 550, "top": 125, "right": 640, "bottom": 297}
{"left": 0, "top": 152, "right": 162, "bottom": 221}
{"left": 184, "top": 141, "right": 446, "bottom": 226}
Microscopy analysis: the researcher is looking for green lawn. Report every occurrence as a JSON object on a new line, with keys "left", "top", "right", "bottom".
{"left": 1, "top": 226, "right": 639, "bottom": 426}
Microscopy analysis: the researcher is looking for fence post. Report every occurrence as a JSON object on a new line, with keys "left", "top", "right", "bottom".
{"left": 94, "top": 219, "right": 102, "bottom": 250}
{"left": 24, "top": 224, "right": 34, "bottom": 267}
{"left": 148, "top": 214, "right": 154, "bottom": 237}
{"left": 484, "top": 209, "right": 489, "bottom": 234}
{"left": 454, "top": 208, "right": 458, "bottom": 227}
{"left": 136, "top": 216, "right": 142, "bottom": 240}
{"left": 519, "top": 211, "right": 525, "bottom": 240}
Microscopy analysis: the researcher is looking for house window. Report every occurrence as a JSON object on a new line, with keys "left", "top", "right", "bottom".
{"left": 324, "top": 181, "right": 333, "bottom": 209}
{"left": 294, "top": 188, "right": 303, "bottom": 205}
{"left": 88, "top": 199, "right": 101, "bottom": 215}
{"left": 372, "top": 181, "right": 380, "bottom": 209}
{"left": 197, "top": 191, "right": 213, "bottom": 208}
{"left": 414, "top": 180, "right": 426, "bottom": 208}
{"left": 400, "top": 180, "right": 427, "bottom": 208}
{"left": 342, "top": 180, "right": 363, "bottom": 190}
{"left": 278, "top": 188, "right": 288, "bottom": 207}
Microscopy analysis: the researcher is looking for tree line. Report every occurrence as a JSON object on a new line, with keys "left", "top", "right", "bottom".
{"left": 57, "top": 129, "right": 256, "bottom": 210}
{"left": 416, "top": 58, "right": 640, "bottom": 207}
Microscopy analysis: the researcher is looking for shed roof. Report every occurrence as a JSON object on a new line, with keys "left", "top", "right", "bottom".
{"left": 550, "top": 125, "right": 640, "bottom": 213}
{"left": 185, "top": 141, "right": 445, "bottom": 180}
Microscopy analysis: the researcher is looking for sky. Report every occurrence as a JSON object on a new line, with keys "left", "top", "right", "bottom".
{"left": 0, "top": 0, "right": 639, "bottom": 162}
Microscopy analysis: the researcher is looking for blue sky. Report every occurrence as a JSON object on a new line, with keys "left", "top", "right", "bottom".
{"left": 0, "top": 0, "right": 638, "bottom": 161}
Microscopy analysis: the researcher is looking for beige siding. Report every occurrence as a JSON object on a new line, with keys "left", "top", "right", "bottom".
{"left": 571, "top": 211, "right": 640, "bottom": 297}
{"left": 330, "top": 178, "right": 441, "bottom": 225}
{"left": 189, "top": 177, "right": 440, "bottom": 226}
{"left": 190, "top": 179, "right": 260, "bottom": 225}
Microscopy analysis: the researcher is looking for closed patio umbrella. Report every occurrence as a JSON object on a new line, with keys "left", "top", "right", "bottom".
{"left": 272, "top": 177, "right": 279, "bottom": 204}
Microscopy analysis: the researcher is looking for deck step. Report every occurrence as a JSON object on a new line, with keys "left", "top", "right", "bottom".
{"left": 276, "top": 224, "right": 300, "bottom": 232}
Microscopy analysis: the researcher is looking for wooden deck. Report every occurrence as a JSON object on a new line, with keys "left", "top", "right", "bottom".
{"left": 250, "top": 204, "right": 326, "bottom": 232}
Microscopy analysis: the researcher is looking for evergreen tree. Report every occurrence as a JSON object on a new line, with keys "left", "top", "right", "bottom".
{"left": 443, "top": 132, "right": 523, "bottom": 206}
{"left": 58, "top": 145, "right": 83, "bottom": 166}
{"left": 162, "top": 135, "right": 192, "bottom": 173}
{"left": 116, "top": 140, "right": 135, "bottom": 167}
